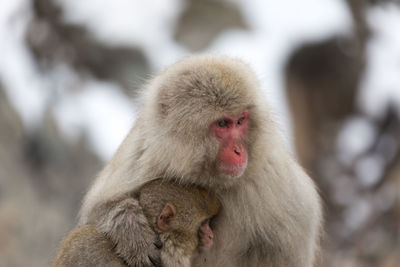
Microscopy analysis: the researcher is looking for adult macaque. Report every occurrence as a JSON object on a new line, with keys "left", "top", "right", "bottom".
{"left": 53, "top": 179, "right": 220, "bottom": 267}
{"left": 79, "top": 55, "right": 322, "bottom": 266}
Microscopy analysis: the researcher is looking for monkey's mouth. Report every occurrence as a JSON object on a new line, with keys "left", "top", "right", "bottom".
{"left": 219, "top": 162, "right": 247, "bottom": 177}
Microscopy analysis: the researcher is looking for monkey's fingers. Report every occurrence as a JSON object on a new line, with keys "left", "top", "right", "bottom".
{"left": 148, "top": 255, "right": 163, "bottom": 267}
{"left": 154, "top": 239, "right": 163, "bottom": 249}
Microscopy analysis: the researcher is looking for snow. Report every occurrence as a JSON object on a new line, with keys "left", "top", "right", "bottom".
{"left": 336, "top": 116, "right": 377, "bottom": 166}
{"left": 54, "top": 79, "right": 136, "bottom": 161}
{"left": 0, "top": 0, "right": 50, "bottom": 130}
{"left": 359, "top": 3, "right": 400, "bottom": 118}
{"left": 56, "top": 0, "right": 187, "bottom": 70}
{"left": 237, "top": 0, "right": 352, "bottom": 42}
{"left": 355, "top": 154, "right": 385, "bottom": 188}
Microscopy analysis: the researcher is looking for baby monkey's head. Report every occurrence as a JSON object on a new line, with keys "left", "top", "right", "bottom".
{"left": 139, "top": 179, "right": 220, "bottom": 255}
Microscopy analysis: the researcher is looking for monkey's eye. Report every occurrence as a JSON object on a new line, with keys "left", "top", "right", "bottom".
{"left": 217, "top": 119, "right": 228, "bottom": 128}
{"left": 237, "top": 117, "right": 245, "bottom": 125}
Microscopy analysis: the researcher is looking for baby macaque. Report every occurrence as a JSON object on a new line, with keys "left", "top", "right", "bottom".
{"left": 53, "top": 179, "right": 220, "bottom": 267}
{"left": 138, "top": 179, "right": 220, "bottom": 266}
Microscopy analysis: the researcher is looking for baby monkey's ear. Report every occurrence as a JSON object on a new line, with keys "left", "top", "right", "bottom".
{"left": 157, "top": 203, "right": 177, "bottom": 231}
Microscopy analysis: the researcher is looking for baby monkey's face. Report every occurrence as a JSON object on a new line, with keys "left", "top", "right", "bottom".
{"left": 198, "top": 218, "right": 214, "bottom": 251}
{"left": 156, "top": 203, "right": 217, "bottom": 251}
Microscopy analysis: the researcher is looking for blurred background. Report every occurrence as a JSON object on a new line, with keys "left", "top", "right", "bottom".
{"left": 0, "top": 0, "right": 399, "bottom": 266}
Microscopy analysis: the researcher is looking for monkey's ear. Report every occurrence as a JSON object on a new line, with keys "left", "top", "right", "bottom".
{"left": 157, "top": 203, "right": 176, "bottom": 231}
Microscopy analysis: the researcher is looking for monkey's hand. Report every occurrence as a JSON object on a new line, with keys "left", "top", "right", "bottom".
{"left": 92, "top": 198, "right": 162, "bottom": 267}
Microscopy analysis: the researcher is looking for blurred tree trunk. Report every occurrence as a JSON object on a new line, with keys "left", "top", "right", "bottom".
{"left": 285, "top": 1, "right": 400, "bottom": 266}
{"left": 286, "top": 0, "right": 368, "bottom": 178}
{"left": 0, "top": 84, "right": 102, "bottom": 267}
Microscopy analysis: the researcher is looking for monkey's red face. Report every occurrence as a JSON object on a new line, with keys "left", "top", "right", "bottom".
{"left": 198, "top": 219, "right": 214, "bottom": 251}
{"left": 211, "top": 110, "right": 249, "bottom": 177}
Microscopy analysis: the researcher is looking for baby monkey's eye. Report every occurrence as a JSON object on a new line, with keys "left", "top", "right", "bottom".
{"left": 217, "top": 119, "right": 228, "bottom": 128}
{"left": 237, "top": 117, "right": 245, "bottom": 125}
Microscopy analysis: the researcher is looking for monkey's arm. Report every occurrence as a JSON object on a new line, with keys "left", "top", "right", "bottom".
{"left": 52, "top": 225, "right": 127, "bottom": 267}
{"left": 88, "top": 197, "right": 162, "bottom": 267}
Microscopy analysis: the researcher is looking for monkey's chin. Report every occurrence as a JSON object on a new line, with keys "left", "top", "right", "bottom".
{"left": 219, "top": 162, "right": 247, "bottom": 178}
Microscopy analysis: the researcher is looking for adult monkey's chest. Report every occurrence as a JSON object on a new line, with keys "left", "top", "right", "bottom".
{"left": 193, "top": 205, "right": 267, "bottom": 267}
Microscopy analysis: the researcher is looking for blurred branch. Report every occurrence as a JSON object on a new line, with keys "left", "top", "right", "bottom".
{"left": 370, "top": 108, "right": 400, "bottom": 192}
{"left": 27, "top": 0, "right": 149, "bottom": 93}
{"left": 174, "top": 0, "right": 247, "bottom": 51}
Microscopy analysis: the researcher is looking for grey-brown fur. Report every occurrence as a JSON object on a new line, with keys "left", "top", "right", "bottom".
{"left": 52, "top": 225, "right": 127, "bottom": 267}
{"left": 139, "top": 179, "right": 220, "bottom": 267}
{"left": 78, "top": 55, "right": 322, "bottom": 267}
{"left": 54, "top": 179, "right": 219, "bottom": 267}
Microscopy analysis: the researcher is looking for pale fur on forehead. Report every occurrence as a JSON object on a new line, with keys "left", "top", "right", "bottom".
{"left": 142, "top": 55, "right": 263, "bottom": 124}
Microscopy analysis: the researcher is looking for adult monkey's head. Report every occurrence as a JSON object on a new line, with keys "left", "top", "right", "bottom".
{"left": 143, "top": 55, "right": 266, "bottom": 189}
